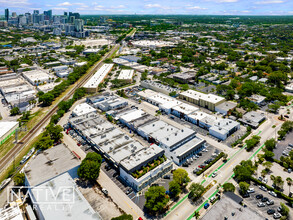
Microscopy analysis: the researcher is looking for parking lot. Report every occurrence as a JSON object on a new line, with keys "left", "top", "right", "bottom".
{"left": 274, "top": 131, "right": 293, "bottom": 160}
{"left": 241, "top": 183, "right": 293, "bottom": 219}
{"left": 180, "top": 143, "right": 222, "bottom": 178}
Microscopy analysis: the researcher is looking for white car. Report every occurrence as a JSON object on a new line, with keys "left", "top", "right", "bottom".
{"left": 259, "top": 185, "right": 268, "bottom": 191}
{"left": 268, "top": 191, "right": 277, "bottom": 197}
{"left": 257, "top": 202, "right": 266, "bottom": 207}
{"left": 262, "top": 178, "right": 268, "bottom": 184}
{"left": 211, "top": 172, "right": 217, "bottom": 178}
{"left": 247, "top": 188, "right": 255, "bottom": 193}
{"left": 273, "top": 212, "right": 282, "bottom": 219}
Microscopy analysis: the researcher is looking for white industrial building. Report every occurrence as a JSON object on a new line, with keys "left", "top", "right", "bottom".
{"left": 0, "top": 121, "right": 18, "bottom": 146}
{"left": 56, "top": 71, "right": 69, "bottom": 78}
{"left": 52, "top": 65, "right": 68, "bottom": 74}
{"left": 29, "top": 173, "right": 101, "bottom": 220}
{"left": 22, "top": 70, "right": 52, "bottom": 86}
{"left": 87, "top": 94, "right": 128, "bottom": 112}
{"left": 83, "top": 64, "right": 114, "bottom": 93}
{"left": 69, "top": 113, "right": 172, "bottom": 191}
{"left": 140, "top": 80, "right": 179, "bottom": 95}
{"left": 132, "top": 40, "right": 175, "bottom": 48}
{"left": 117, "top": 69, "right": 134, "bottom": 83}
{"left": 72, "top": 103, "right": 96, "bottom": 117}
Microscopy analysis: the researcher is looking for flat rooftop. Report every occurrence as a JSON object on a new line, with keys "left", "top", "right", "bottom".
{"left": 25, "top": 144, "right": 80, "bottom": 186}
{"left": 201, "top": 193, "right": 263, "bottom": 220}
{"left": 31, "top": 172, "right": 101, "bottom": 220}
{"left": 83, "top": 64, "right": 113, "bottom": 89}
{"left": 117, "top": 69, "right": 134, "bottom": 80}
{"left": 72, "top": 103, "right": 96, "bottom": 116}
{"left": 180, "top": 89, "right": 225, "bottom": 104}
{"left": 0, "top": 121, "right": 18, "bottom": 138}
{"left": 216, "top": 101, "right": 237, "bottom": 112}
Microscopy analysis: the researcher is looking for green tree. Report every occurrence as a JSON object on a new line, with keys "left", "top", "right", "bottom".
{"left": 173, "top": 168, "right": 190, "bottom": 187}
{"left": 233, "top": 160, "right": 254, "bottom": 182}
{"left": 222, "top": 183, "right": 235, "bottom": 192}
{"left": 180, "top": 84, "right": 189, "bottom": 91}
{"left": 111, "top": 214, "right": 133, "bottom": 220}
{"left": 144, "top": 186, "right": 169, "bottom": 214}
{"left": 44, "top": 124, "right": 63, "bottom": 143}
{"left": 264, "top": 150, "right": 275, "bottom": 160}
{"left": 13, "top": 173, "right": 25, "bottom": 186}
{"left": 280, "top": 202, "right": 289, "bottom": 217}
{"left": 239, "top": 182, "right": 249, "bottom": 195}
{"left": 35, "top": 136, "right": 54, "bottom": 150}
{"left": 39, "top": 93, "right": 54, "bottom": 106}
{"left": 188, "top": 183, "right": 205, "bottom": 202}
{"left": 264, "top": 138, "right": 276, "bottom": 151}
{"left": 169, "top": 180, "right": 181, "bottom": 198}
{"left": 10, "top": 107, "right": 20, "bottom": 116}
{"left": 78, "top": 152, "right": 102, "bottom": 182}
{"left": 286, "top": 177, "right": 292, "bottom": 193}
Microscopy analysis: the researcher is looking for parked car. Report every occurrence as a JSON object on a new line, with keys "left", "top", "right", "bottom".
{"left": 256, "top": 194, "right": 263, "bottom": 199}
{"left": 126, "top": 188, "right": 133, "bottom": 195}
{"left": 247, "top": 188, "right": 255, "bottom": 193}
{"left": 273, "top": 213, "right": 282, "bottom": 219}
{"left": 288, "top": 168, "right": 292, "bottom": 173}
{"left": 242, "top": 193, "right": 250, "bottom": 198}
{"left": 102, "top": 188, "right": 108, "bottom": 195}
{"left": 277, "top": 206, "right": 282, "bottom": 212}
{"left": 258, "top": 177, "right": 263, "bottom": 181}
{"left": 268, "top": 191, "right": 277, "bottom": 197}
{"left": 261, "top": 197, "right": 269, "bottom": 202}
{"left": 257, "top": 202, "right": 266, "bottom": 207}
{"left": 267, "top": 209, "right": 276, "bottom": 215}
{"left": 262, "top": 178, "right": 268, "bottom": 184}
{"left": 259, "top": 185, "right": 268, "bottom": 191}
{"left": 266, "top": 199, "right": 274, "bottom": 205}
{"left": 163, "top": 175, "right": 171, "bottom": 179}
{"left": 204, "top": 203, "right": 210, "bottom": 209}
{"left": 289, "top": 143, "right": 293, "bottom": 147}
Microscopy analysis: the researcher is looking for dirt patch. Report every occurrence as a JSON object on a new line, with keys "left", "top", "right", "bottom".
{"left": 76, "top": 180, "right": 123, "bottom": 219}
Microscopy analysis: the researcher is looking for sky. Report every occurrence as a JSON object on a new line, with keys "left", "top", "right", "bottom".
{"left": 1, "top": 0, "right": 293, "bottom": 15}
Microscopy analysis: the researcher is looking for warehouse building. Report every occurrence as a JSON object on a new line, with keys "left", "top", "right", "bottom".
{"left": 52, "top": 65, "right": 69, "bottom": 74}
{"left": 72, "top": 103, "right": 96, "bottom": 117}
{"left": 68, "top": 113, "right": 172, "bottom": 191}
{"left": 83, "top": 64, "right": 114, "bottom": 93}
{"left": 137, "top": 120, "right": 206, "bottom": 165}
{"left": 0, "top": 121, "right": 18, "bottom": 145}
{"left": 209, "top": 119, "right": 240, "bottom": 141}
{"left": 117, "top": 69, "right": 134, "bottom": 83}
{"left": 215, "top": 101, "right": 237, "bottom": 116}
{"left": 140, "top": 80, "right": 179, "bottom": 95}
{"left": 87, "top": 94, "right": 128, "bottom": 112}
{"left": 22, "top": 70, "right": 52, "bottom": 86}
{"left": 179, "top": 90, "right": 225, "bottom": 111}
{"left": 239, "top": 111, "right": 266, "bottom": 128}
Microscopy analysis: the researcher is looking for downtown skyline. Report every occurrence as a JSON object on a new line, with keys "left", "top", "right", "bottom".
{"left": 1, "top": 0, "right": 293, "bottom": 16}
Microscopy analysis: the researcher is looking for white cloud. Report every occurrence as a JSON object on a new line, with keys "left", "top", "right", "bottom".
{"left": 111, "top": 5, "right": 126, "bottom": 9}
{"left": 187, "top": 6, "right": 208, "bottom": 10}
{"left": 217, "top": 0, "right": 238, "bottom": 2}
{"left": 144, "top": 4, "right": 162, "bottom": 8}
{"left": 0, "top": 0, "right": 30, "bottom": 7}
{"left": 57, "top": 2, "right": 72, "bottom": 6}
{"left": 255, "top": 0, "right": 284, "bottom": 4}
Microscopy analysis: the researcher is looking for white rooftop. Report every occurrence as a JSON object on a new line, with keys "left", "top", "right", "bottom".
{"left": 0, "top": 121, "right": 18, "bottom": 138}
{"left": 31, "top": 172, "right": 101, "bottom": 220}
{"left": 83, "top": 64, "right": 113, "bottom": 89}
{"left": 117, "top": 69, "right": 134, "bottom": 80}
{"left": 181, "top": 90, "right": 225, "bottom": 104}
{"left": 119, "top": 109, "right": 146, "bottom": 123}
{"left": 172, "top": 103, "right": 199, "bottom": 115}
{"left": 72, "top": 103, "right": 96, "bottom": 117}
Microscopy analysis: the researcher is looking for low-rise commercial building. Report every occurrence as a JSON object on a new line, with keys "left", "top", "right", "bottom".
{"left": 239, "top": 111, "right": 266, "bottom": 128}
{"left": 22, "top": 70, "right": 52, "bottom": 86}
{"left": 72, "top": 103, "right": 96, "bottom": 117}
{"left": 83, "top": 64, "right": 114, "bottom": 93}
{"left": 52, "top": 65, "right": 68, "bottom": 74}
{"left": 215, "top": 101, "right": 237, "bottom": 116}
{"left": 68, "top": 112, "right": 172, "bottom": 191}
{"left": 0, "top": 121, "right": 18, "bottom": 145}
{"left": 179, "top": 90, "right": 225, "bottom": 111}
{"left": 248, "top": 94, "right": 266, "bottom": 106}
{"left": 171, "top": 72, "right": 196, "bottom": 84}
{"left": 140, "top": 80, "right": 179, "bottom": 95}
{"left": 117, "top": 69, "right": 134, "bottom": 83}
{"left": 87, "top": 94, "right": 128, "bottom": 112}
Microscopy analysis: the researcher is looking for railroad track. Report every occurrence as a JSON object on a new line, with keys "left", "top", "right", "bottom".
{"left": 0, "top": 44, "right": 119, "bottom": 174}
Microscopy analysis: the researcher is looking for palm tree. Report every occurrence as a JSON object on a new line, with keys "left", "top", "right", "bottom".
{"left": 286, "top": 177, "right": 292, "bottom": 193}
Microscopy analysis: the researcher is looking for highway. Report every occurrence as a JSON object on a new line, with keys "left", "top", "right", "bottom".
{"left": 0, "top": 43, "right": 120, "bottom": 175}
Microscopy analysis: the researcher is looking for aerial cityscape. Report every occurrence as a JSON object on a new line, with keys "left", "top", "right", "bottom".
{"left": 0, "top": 2, "right": 293, "bottom": 220}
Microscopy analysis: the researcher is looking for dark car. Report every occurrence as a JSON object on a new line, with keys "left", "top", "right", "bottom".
{"left": 261, "top": 197, "right": 269, "bottom": 202}
{"left": 267, "top": 209, "right": 276, "bottom": 215}
{"left": 256, "top": 194, "right": 263, "bottom": 199}
{"left": 242, "top": 193, "right": 250, "bottom": 198}
{"left": 163, "top": 175, "right": 171, "bottom": 179}
{"left": 105, "top": 165, "right": 111, "bottom": 171}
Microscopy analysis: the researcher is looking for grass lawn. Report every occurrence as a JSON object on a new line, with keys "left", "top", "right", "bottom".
{"left": 0, "top": 41, "right": 11, "bottom": 45}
